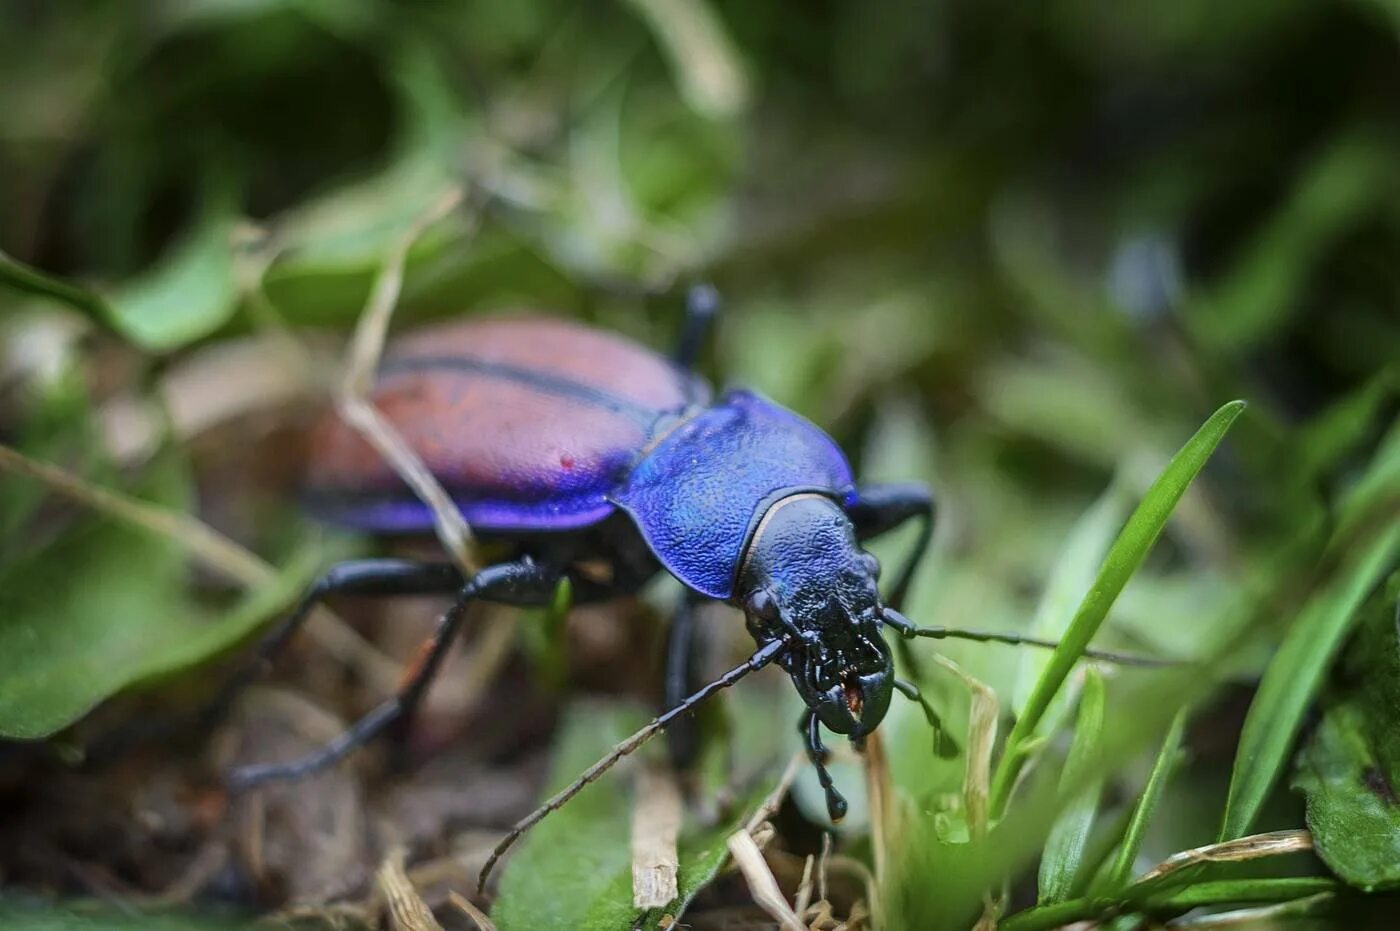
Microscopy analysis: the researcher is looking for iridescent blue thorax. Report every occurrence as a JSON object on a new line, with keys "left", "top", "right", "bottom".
{"left": 610, "top": 389, "right": 856, "bottom": 599}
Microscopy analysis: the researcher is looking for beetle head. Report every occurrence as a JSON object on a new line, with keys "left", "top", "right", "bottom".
{"left": 737, "top": 493, "right": 893, "bottom": 739}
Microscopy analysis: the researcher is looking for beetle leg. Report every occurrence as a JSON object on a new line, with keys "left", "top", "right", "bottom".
{"left": 672, "top": 283, "right": 720, "bottom": 372}
{"left": 847, "top": 482, "right": 936, "bottom": 612}
{"left": 664, "top": 592, "right": 709, "bottom": 770}
{"left": 199, "top": 559, "right": 463, "bottom": 729}
{"left": 849, "top": 483, "right": 936, "bottom": 681}
{"left": 893, "top": 677, "right": 959, "bottom": 758}
{"left": 801, "top": 710, "right": 848, "bottom": 822}
{"left": 226, "top": 558, "right": 558, "bottom": 790}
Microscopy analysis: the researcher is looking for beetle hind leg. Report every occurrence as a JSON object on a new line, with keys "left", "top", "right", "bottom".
{"left": 672, "top": 283, "right": 720, "bottom": 372}
{"left": 226, "top": 558, "right": 559, "bottom": 790}
{"left": 200, "top": 558, "right": 464, "bottom": 729}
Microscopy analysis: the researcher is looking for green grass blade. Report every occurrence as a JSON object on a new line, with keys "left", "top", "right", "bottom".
{"left": 991, "top": 400, "right": 1247, "bottom": 815}
{"left": 1002, "top": 878, "right": 1339, "bottom": 931}
{"left": 1014, "top": 480, "right": 1129, "bottom": 719}
{"left": 1038, "top": 669, "right": 1106, "bottom": 904}
{"left": 0, "top": 249, "right": 113, "bottom": 324}
{"left": 1103, "top": 707, "right": 1188, "bottom": 890}
{"left": 1218, "top": 521, "right": 1400, "bottom": 840}
{"left": 1141, "top": 877, "right": 1339, "bottom": 909}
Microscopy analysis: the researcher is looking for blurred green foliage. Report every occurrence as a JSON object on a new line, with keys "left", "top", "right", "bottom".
{"left": 2, "top": 0, "right": 1398, "bottom": 927}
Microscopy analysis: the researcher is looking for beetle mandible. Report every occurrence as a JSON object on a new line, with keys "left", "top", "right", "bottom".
{"left": 217, "top": 287, "right": 1167, "bottom": 888}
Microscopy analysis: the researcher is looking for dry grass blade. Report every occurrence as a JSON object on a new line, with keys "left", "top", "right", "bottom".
{"left": 794, "top": 854, "right": 816, "bottom": 918}
{"left": 0, "top": 442, "right": 401, "bottom": 690}
{"left": 932, "top": 654, "right": 999, "bottom": 841}
{"left": 1135, "top": 829, "right": 1313, "bottom": 886}
{"left": 448, "top": 890, "right": 498, "bottom": 931}
{"left": 818, "top": 832, "right": 832, "bottom": 905}
{"left": 864, "top": 728, "right": 892, "bottom": 894}
{"left": 0, "top": 442, "right": 268, "bottom": 586}
{"left": 338, "top": 184, "right": 479, "bottom": 574}
{"left": 631, "top": 766, "right": 683, "bottom": 908}
{"left": 377, "top": 848, "right": 445, "bottom": 931}
{"left": 341, "top": 186, "right": 465, "bottom": 398}
{"left": 747, "top": 752, "right": 805, "bottom": 833}
{"left": 727, "top": 829, "right": 806, "bottom": 931}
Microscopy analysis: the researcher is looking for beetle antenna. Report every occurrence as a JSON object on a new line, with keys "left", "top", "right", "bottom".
{"left": 476, "top": 637, "right": 787, "bottom": 893}
{"left": 881, "top": 608, "right": 1181, "bottom": 668}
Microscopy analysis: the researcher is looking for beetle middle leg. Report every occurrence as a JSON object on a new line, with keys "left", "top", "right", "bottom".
{"left": 663, "top": 592, "right": 709, "bottom": 771}
{"left": 226, "top": 557, "right": 559, "bottom": 790}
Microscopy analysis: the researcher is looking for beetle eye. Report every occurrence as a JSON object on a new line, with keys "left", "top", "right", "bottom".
{"left": 746, "top": 588, "right": 780, "bottom": 621}
{"left": 861, "top": 553, "right": 882, "bottom": 580}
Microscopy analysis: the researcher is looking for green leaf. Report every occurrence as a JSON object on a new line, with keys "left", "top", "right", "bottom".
{"left": 1293, "top": 593, "right": 1400, "bottom": 891}
{"left": 1219, "top": 523, "right": 1400, "bottom": 840}
{"left": 0, "top": 453, "right": 319, "bottom": 738}
{"left": 0, "top": 900, "right": 254, "bottom": 930}
{"left": 1102, "top": 707, "right": 1188, "bottom": 891}
{"left": 1038, "top": 669, "right": 1106, "bottom": 904}
{"left": 991, "top": 399, "right": 1246, "bottom": 815}
{"left": 492, "top": 698, "right": 787, "bottom": 930}
{"left": 108, "top": 208, "right": 240, "bottom": 352}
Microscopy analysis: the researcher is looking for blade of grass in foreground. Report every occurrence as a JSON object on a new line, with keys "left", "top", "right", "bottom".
{"left": 1218, "top": 520, "right": 1400, "bottom": 840}
{"left": 1217, "top": 419, "right": 1400, "bottom": 841}
{"left": 990, "top": 400, "right": 1246, "bottom": 816}
{"left": 0, "top": 248, "right": 113, "bottom": 325}
{"left": 1101, "top": 707, "right": 1188, "bottom": 891}
{"left": 1037, "top": 669, "right": 1106, "bottom": 904}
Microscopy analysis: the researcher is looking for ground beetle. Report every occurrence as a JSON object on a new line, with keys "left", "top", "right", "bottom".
{"left": 218, "top": 288, "right": 1166, "bottom": 888}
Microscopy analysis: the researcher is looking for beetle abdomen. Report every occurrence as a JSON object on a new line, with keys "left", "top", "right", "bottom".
{"left": 305, "top": 315, "right": 705, "bottom": 532}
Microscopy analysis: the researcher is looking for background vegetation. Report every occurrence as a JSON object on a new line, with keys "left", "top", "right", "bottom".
{"left": 1, "top": 1, "right": 1397, "bottom": 928}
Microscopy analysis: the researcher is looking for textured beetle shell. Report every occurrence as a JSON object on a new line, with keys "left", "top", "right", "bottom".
{"left": 305, "top": 315, "right": 704, "bottom": 532}
{"left": 613, "top": 390, "right": 856, "bottom": 599}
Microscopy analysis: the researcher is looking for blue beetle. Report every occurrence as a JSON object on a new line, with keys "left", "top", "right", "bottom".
{"left": 219, "top": 289, "right": 1160, "bottom": 885}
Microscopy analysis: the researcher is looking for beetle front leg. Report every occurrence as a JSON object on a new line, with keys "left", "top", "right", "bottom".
{"left": 848, "top": 482, "right": 935, "bottom": 611}
{"left": 800, "top": 710, "right": 848, "bottom": 822}
{"left": 226, "top": 558, "right": 558, "bottom": 790}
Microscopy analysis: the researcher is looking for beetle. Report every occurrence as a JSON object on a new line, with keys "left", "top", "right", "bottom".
{"left": 218, "top": 287, "right": 1167, "bottom": 888}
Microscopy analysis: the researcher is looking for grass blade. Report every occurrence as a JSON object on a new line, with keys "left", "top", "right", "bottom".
{"left": 1014, "top": 479, "right": 1129, "bottom": 719}
{"left": 0, "top": 249, "right": 113, "bottom": 325}
{"left": 1038, "top": 669, "right": 1106, "bottom": 904}
{"left": 1218, "top": 521, "right": 1400, "bottom": 840}
{"left": 1141, "top": 877, "right": 1339, "bottom": 909}
{"left": 1102, "top": 707, "right": 1188, "bottom": 890}
{"left": 991, "top": 400, "right": 1246, "bottom": 815}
